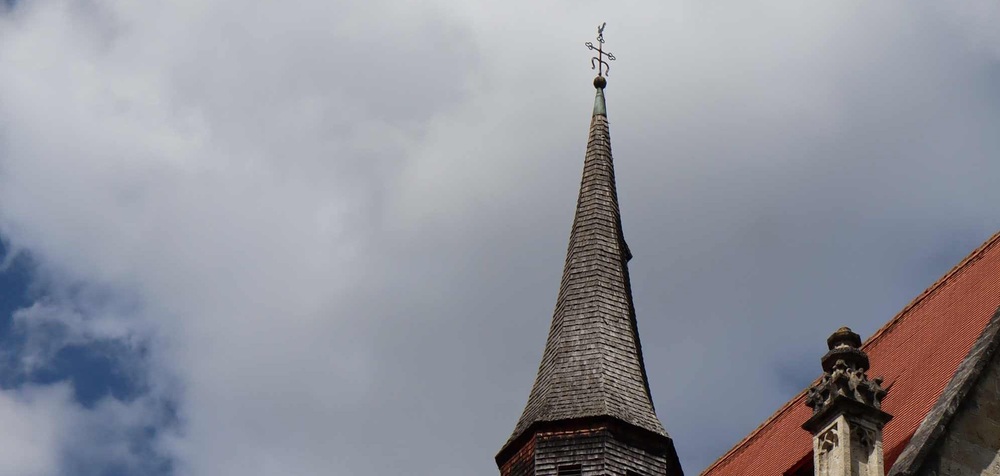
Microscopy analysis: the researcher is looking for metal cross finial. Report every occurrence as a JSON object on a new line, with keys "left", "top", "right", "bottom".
{"left": 585, "top": 22, "right": 616, "bottom": 77}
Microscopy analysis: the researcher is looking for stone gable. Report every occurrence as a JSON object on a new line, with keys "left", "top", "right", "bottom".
{"left": 918, "top": 345, "right": 1000, "bottom": 475}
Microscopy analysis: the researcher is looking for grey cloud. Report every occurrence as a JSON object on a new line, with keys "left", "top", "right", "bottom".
{"left": 1, "top": 1, "right": 999, "bottom": 475}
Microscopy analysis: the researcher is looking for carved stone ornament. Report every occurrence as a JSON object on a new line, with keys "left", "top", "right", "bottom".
{"left": 818, "top": 425, "right": 839, "bottom": 455}
{"left": 805, "top": 327, "right": 888, "bottom": 415}
{"left": 852, "top": 422, "right": 876, "bottom": 453}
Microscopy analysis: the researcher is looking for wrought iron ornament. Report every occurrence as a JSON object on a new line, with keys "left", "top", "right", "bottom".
{"left": 585, "top": 22, "right": 616, "bottom": 77}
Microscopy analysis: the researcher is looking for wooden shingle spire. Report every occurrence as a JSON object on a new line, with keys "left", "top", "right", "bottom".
{"left": 505, "top": 76, "right": 666, "bottom": 443}
{"left": 496, "top": 33, "right": 682, "bottom": 472}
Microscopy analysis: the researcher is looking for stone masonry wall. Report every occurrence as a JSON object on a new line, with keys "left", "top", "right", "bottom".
{"left": 918, "top": 347, "right": 1000, "bottom": 475}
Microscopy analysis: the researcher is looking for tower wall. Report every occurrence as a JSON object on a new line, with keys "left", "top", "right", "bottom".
{"left": 499, "top": 420, "right": 680, "bottom": 476}
{"left": 499, "top": 435, "right": 536, "bottom": 476}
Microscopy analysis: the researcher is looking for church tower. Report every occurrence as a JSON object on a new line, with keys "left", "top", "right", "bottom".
{"left": 495, "top": 26, "right": 684, "bottom": 476}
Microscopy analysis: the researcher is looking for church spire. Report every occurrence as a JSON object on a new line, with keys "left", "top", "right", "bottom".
{"left": 496, "top": 25, "right": 682, "bottom": 476}
{"left": 504, "top": 71, "right": 665, "bottom": 442}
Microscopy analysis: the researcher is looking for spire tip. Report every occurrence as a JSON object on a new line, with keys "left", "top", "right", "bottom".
{"left": 593, "top": 75, "right": 607, "bottom": 89}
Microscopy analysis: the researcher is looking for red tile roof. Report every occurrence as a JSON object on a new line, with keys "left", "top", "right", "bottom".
{"left": 702, "top": 230, "right": 1000, "bottom": 476}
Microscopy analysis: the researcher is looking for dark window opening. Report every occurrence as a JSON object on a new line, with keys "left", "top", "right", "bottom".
{"left": 557, "top": 464, "right": 582, "bottom": 476}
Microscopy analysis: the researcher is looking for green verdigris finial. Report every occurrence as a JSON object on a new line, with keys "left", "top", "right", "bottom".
{"left": 593, "top": 82, "right": 607, "bottom": 116}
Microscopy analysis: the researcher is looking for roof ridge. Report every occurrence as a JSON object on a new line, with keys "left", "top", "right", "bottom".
{"left": 700, "top": 229, "right": 1000, "bottom": 475}
{"left": 864, "top": 230, "right": 1000, "bottom": 349}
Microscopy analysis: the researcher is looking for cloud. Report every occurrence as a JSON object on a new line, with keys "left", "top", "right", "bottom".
{"left": 933, "top": 0, "right": 1000, "bottom": 58}
{"left": 0, "top": 383, "right": 166, "bottom": 476}
{"left": 1, "top": 0, "right": 476, "bottom": 474}
{"left": 11, "top": 301, "right": 134, "bottom": 373}
{"left": 1, "top": 0, "right": 999, "bottom": 475}
{"left": 0, "top": 385, "right": 66, "bottom": 476}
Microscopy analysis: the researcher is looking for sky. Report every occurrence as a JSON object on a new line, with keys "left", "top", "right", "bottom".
{"left": 0, "top": 0, "right": 998, "bottom": 475}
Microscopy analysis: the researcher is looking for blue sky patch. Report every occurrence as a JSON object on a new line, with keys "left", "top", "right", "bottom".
{"left": 0, "top": 240, "right": 33, "bottom": 337}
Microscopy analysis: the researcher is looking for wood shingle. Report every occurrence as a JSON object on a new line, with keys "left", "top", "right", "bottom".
{"left": 502, "top": 86, "right": 667, "bottom": 451}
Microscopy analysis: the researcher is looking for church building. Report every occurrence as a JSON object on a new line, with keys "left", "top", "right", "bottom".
{"left": 496, "top": 27, "right": 1000, "bottom": 476}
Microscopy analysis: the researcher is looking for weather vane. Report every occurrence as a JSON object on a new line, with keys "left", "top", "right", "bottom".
{"left": 585, "top": 22, "right": 616, "bottom": 77}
